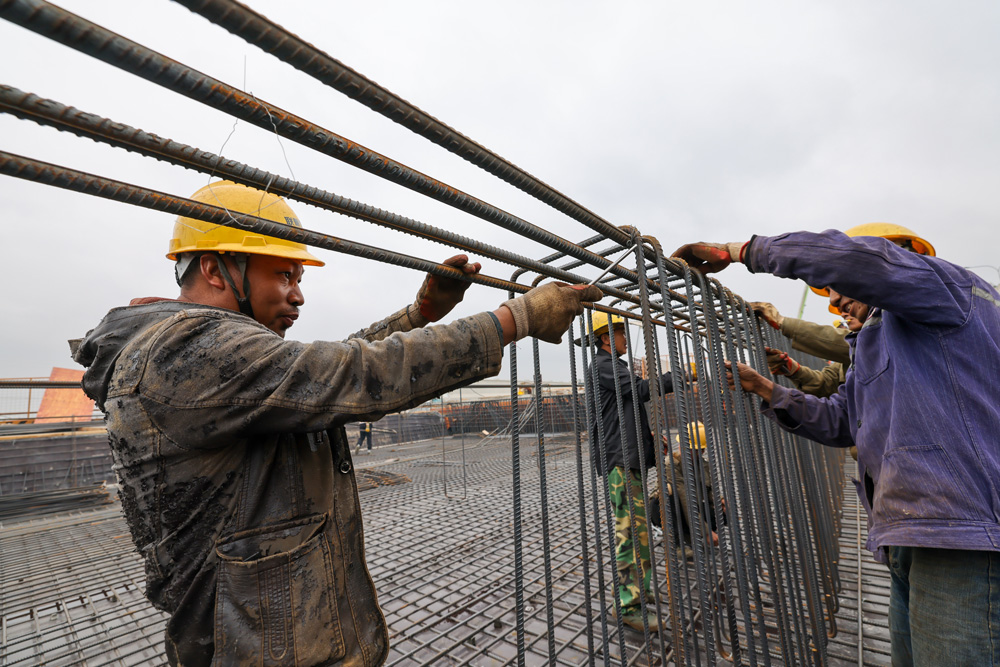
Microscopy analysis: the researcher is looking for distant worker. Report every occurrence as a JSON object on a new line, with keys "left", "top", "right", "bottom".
{"left": 355, "top": 421, "right": 374, "bottom": 453}
{"left": 673, "top": 224, "right": 1000, "bottom": 666}
{"left": 587, "top": 312, "right": 673, "bottom": 632}
{"left": 71, "top": 180, "right": 603, "bottom": 666}
{"left": 649, "top": 422, "right": 725, "bottom": 559}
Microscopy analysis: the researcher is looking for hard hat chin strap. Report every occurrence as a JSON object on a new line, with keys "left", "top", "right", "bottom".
{"left": 215, "top": 253, "right": 255, "bottom": 320}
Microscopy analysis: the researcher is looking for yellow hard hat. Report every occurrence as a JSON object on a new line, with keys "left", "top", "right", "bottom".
{"left": 590, "top": 311, "right": 626, "bottom": 338}
{"left": 675, "top": 421, "right": 708, "bottom": 449}
{"left": 809, "top": 223, "right": 934, "bottom": 297}
{"left": 167, "top": 180, "right": 324, "bottom": 266}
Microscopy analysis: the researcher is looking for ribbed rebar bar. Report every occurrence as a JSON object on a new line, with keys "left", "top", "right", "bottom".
{"left": 0, "top": 84, "right": 642, "bottom": 306}
{"left": 0, "top": 150, "right": 538, "bottom": 293}
{"left": 0, "top": 0, "right": 665, "bottom": 287}
{"left": 171, "top": 0, "right": 634, "bottom": 247}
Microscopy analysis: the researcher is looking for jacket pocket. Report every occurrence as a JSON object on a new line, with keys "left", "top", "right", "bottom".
{"left": 853, "top": 324, "right": 889, "bottom": 384}
{"left": 875, "top": 445, "right": 986, "bottom": 523}
{"left": 213, "top": 514, "right": 345, "bottom": 666}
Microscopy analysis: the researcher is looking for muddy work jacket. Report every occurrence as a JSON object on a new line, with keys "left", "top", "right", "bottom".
{"left": 746, "top": 230, "right": 1000, "bottom": 554}
{"left": 72, "top": 300, "right": 503, "bottom": 666}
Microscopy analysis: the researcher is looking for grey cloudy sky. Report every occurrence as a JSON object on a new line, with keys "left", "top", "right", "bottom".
{"left": 1, "top": 1, "right": 998, "bottom": 383}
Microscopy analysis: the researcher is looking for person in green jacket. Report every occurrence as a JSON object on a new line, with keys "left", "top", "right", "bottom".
{"left": 749, "top": 301, "right": 849, "bottom": 398}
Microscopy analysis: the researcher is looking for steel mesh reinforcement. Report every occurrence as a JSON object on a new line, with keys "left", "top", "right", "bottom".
{"left": 0, "top": 1, "right": 880, "bottom": 664}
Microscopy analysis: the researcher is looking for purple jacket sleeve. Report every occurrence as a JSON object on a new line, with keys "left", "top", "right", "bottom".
{"left": 745, "top": 230, "right": 975, "bottom": 327}
{"left": 761, "top": 383, "right": 855, "bottom": 448}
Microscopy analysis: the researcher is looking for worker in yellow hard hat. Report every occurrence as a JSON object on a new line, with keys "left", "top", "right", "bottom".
{"left": 808, "top": 223, "right": 935, "bottom": 314}
{"left": 747, "top": 222, "right": 935, "bottom": 397}
{"left": 168, "top": 180, "right": 326, "bottom": 331}
{"left": 72, "top": 179, "right": 604, "bottom": 665}
{"left": 675, "top": 420, "right": 707, "bottom": 449}
{"left": 674, "top": 222, "right": 1000, "bottom": 665}
{"left": 587, "top": 307, "right": 674, "bottom": 632}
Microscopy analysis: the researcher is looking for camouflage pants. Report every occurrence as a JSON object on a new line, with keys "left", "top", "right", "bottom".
{"left": 609, "top": 466, "right": 651, "bottom": 612}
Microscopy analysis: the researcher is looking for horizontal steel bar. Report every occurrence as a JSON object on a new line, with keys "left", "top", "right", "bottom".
{"left": 0, "top": 151, "right": 670, "bottom": 326}
{"left": 0, "top": 381, "right": 82, "bottom": 389}
{"left": 173, "top": 0, "right": 638, "bottom": 249}
{"left": 0, "top": 0, "right": 661, "bottom": 288}
{"left": 0, "top": 150, "right": 530, "bottom": 294}
{"left": 0, "top": 84, "right": 644, "bottom": 307}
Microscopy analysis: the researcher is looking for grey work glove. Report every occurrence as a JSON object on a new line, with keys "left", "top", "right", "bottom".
{"left": 749, "top": 301, "right": 784, "bottom": 330}
{"left": 671, "top": 241, "right": 746, "bottom": 274}
{"left": 502, "top": 283, "right": 604, "bottom": 344}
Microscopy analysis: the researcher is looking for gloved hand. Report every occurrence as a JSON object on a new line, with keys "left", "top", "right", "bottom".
{"left": 671, "top": 242, "right": 746, "bottom": 274}
{"left": 749, "top": 301, "right": 784, "bottom": 330}
{"left": 502, "top": 283, "right": 604, "bottom": 344}
{"left": 764, "top": 346, "right": 801, "bottom": 376}
{"left": 414, "top": 254, "right": 482, "bottom": 322}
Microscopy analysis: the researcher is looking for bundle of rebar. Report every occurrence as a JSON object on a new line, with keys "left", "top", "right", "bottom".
{"left": 0, "top": 1, "right": 852, "bottom": 665}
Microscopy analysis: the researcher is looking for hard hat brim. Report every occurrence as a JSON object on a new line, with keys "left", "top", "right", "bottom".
{"left": 168, "top": 242, "right": 325, "bottom": 267}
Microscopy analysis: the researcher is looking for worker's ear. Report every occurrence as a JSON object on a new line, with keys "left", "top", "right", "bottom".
{"left": 600, "top": 332, "right": 610, "bottom": 348}
{"left": 199, "top": 254, "right": 229, "bottom": 292}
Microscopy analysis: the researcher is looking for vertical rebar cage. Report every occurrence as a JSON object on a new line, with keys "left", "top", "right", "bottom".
{"left": 0, "top": 1, "right": 846, "bottom": 664}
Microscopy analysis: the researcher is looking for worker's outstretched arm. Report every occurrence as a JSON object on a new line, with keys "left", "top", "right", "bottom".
{"left": 726, "top": 360, "right": 854, "bottom": 448}
{"left": 135, "top": 282, "right": 600, "bottom": 447}
{"left": 674, "top": 230, "right": 995, "bottom": 327}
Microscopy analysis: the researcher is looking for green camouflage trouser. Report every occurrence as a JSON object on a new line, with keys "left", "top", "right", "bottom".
{"left": 609, "top": 466, "right": 651, "bottom": 611}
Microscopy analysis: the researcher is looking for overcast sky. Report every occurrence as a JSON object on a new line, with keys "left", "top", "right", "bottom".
{"left": 2, "top": 1, "right": 998, "bottom": 385}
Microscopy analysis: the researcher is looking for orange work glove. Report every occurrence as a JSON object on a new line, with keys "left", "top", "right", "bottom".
{"left": 671, "top": 242, "right": 747, "bottom": 274}
{"left": 765, "top": 346, "right": 801, "bottom": 376}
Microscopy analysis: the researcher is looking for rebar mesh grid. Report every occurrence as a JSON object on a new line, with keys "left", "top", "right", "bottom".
{"left": 1, "top": 435, "right": 891, "bottom": 666}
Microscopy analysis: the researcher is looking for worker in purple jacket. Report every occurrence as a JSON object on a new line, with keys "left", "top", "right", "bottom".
{"left": 673, "top": 229, "right": 1000, "bottom": 667}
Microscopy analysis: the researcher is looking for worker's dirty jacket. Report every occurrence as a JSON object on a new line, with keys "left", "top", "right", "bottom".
{"left": 590, "top": 348, "right": 672, "bottom": 473}
{"left": 72, "top": 300, "right": 503, "bottom": 666}
{"left": 746, "top": 230, "right": 1000, "bottom": 554}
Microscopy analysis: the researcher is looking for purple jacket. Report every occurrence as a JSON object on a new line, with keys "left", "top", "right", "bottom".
{"left": 746, "top": 230, "right": 1000, "bottom": 553}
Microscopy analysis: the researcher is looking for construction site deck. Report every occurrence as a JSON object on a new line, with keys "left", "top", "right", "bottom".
{"left": 1, "top": 418, "right": 891, "bottom": 666}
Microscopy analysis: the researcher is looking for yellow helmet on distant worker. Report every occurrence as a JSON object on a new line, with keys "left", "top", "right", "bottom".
{"left": 167, "top": 180, "right": 324, "bottom": 266}
{"left": 590, "top": 311, "right": 626, "bottom": 338}
{"left": 675, "top": 421, "right": 708, "bottom": 449}
{"left": 809, "top": 223, "right": 935, "bottom": 301}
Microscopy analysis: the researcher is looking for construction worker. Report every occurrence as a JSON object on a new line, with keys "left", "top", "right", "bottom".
{"left": 750, "top": 224, "right": 936, "bottom": 399}
{"left": 587, "top": 312, "right": 673, "bottom": 632}
{"left": 70, "top": 180, "right": 603, "bottom": 667}
{"left": 674, "top": 226, "right": 1000, "bottom": 666}
{"left": 650, "top": 422, "right": 725, "bottom": 559}
{"left": 754, "top": 224, "right": 937, "bottom": 467}
{"left": 355, "top": 421, "right": 374, "bottom": 453}
{"left": 749, "top": 301, "right": 850, "bottom": 398}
